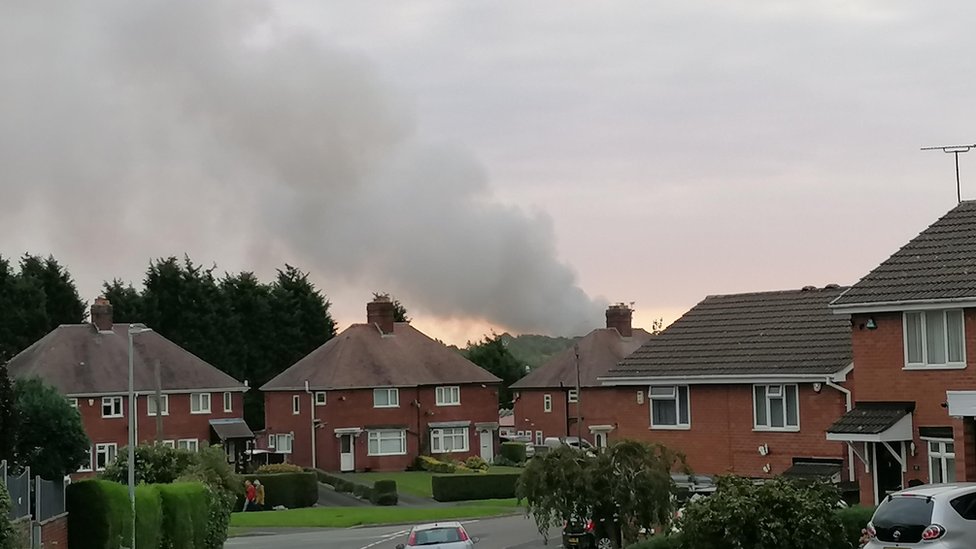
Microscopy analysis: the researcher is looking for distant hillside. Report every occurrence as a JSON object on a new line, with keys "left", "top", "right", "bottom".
{"left": 499, "top": 333, "right": 580, "bottom": 371}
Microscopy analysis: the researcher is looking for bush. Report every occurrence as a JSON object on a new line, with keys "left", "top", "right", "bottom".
{"left": 0, "top": 482, "right": 18, "bottom": 549}
{"left": 240, "top": 472, "right": 318, "bottom": 509}
{"left": 179, "top": 445, "right": 241, "bottom": 549}
{"left": 627, "top": 534, "right": 684, "bottom": 549}
{"left": 837, "top": 506, "right": 876, "bottom": 549}
{"left": 416, "top": 455, "right": 456, "bottom": 473}
{"left": 102, "top": 444, "right": 197, "bottom": 485}
{"left": 158, "top": 483, "right": 203, "bottom": 549}
{"left": 432, "top": 473, "right": 520, "bottom": 502}
{"left": 500, "top": 442, "right": 527, "bottom": 464}
{"left": 135, "top": 485, "right": 163, "bottom": 549}
{"left": 492, "top": 455, "right": 521, "bottom": 467}
{"left": 256, "top": 463, "right": 304, "bottom": 474}
{"left": 371, "top": 480, "right": 399, "bottom": 506}
{"left": 464, "top": 456, "right": 489, "bottom": 471}
{"left": 67, "top": 479, "right": 130, "bottom": 549}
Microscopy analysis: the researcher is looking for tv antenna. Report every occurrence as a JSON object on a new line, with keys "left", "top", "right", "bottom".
{"left": 921, "top": 143, "right": 976, "bottom": 204}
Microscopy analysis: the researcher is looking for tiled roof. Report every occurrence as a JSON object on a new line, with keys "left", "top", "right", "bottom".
{"left": 833, "top": 201, "right": 976, "bottom": 307}
{"left": 261, "top": 323, "right": 500, "bottom": 391}
{"left": 6, "top": 324, "right": 246, "bottom": 395}
{"left": 827, "top": 402, "right": 914, "bottom": 435}
{"left": 606, "top": 287, "right": 851, "bottom": 379}
{"left": 511, "top": 328, "right": 653, "bottom": 389}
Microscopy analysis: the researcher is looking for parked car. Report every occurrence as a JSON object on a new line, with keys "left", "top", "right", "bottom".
{"left": 863, "top": 483, "right": 976, "bottom": 548}
{"left": 396, "top": 522, "right": 480, "bottom": 549}
{"left": 545, "top": 436, "right": 595, "bottom": 451}
{"left": 562, "top": 517, "right": 620, "bottom": 549}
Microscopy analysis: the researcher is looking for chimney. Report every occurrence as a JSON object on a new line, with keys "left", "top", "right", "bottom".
{"left": 367, "top": 295, "right": 395, "bottom": 335}
{"left": 606, "top": 303, "right": 633, "bottom": 337}
{"left": 91, "top": 296, "right": 114, "bottom": 332}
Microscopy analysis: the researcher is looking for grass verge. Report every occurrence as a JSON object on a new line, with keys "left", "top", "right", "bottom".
{"left": 342, "top": 467, "right": 524, "bottom": 498}
{"left": 230, "top": 505, "right": 520, "bottom": 528}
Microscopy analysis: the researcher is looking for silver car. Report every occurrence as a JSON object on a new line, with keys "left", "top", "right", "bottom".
{"left": 864, "top": 483, "right": 976, "bottom": 548}
{"left": 396, "top": 522, "right": 480, "bottom": 549}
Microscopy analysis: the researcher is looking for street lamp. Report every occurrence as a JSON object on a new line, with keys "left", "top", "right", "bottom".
{"left": 128, "top": 323, "right": 151, "bottom": 549}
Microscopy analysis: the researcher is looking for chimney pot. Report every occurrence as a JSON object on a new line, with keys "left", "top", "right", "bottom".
{"left": 91, "top": 296, "right": 114, "bottom": 332}
{"left": 367, "top": 296, "right": 395, "bottom": 335}
{"left": 606, "top": 303, "right": 633, "bottom": 337}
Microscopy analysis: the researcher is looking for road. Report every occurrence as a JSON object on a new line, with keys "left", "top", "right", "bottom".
{"left": 224, "top": 514, "right": 558, "bottom": 549}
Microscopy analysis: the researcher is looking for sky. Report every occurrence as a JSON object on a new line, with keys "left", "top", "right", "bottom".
{"left": 2, "top": 1, "right": 975, "bottom": 344}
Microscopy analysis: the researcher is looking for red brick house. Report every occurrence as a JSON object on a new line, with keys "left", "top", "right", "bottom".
{"left": 260, "top": 296, "right": 501, "bottom": 472}
{"left": 511, "top": 304, "right": 652, "bottom": 448}
{"left": 6, "top": 298, "right": 252, "bottom": 477}
{"left": 827, "top": 201, "right": 976, "bottom": 504}
{"left": 598, "top": 287, "right": 854, "bottom": 482}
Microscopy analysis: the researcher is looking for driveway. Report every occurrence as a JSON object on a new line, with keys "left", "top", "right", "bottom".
{"left": 225, "top": 514, "right": 556, "bottom": 549}
{"left": 318, "top": 483, "right": 371, "bottom": 507}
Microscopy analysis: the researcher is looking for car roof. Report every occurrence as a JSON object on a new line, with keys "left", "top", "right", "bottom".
{"left": 412, "top": 522, "right": 464, "bottom": 531}
{"left": 890, "top": 483, "right": 976, "bottom": 499}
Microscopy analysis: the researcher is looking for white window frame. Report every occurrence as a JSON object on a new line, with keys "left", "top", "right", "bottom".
{"left": 753, "top": 384, "right": 800, "bottom": 431}
{"left": 543, "top": 394, "right": 552, "bottom": 413}
{"left": 431, "top": 427, "right": 469, "bottom": 453}
{"left": 67, "top": 397, "right": 78, "bottom": 408}
{"left": 292, "top": 395, "right": 301, "bottom": 415}
{"left": 373, "top": 388, "right": 400, "bottom": 408}
{"left": 178, "top": 439, "right": 199, "bottom": 452}
{"left": 535, "top": 430, "right": 543, "bottom": 445}
{"left": 77, "top": 446, "right": 93, "bottom": 472}
{"left": 161, "top": 440, "right": 175, "bottom": 449}
{"left": 928, "top": 439, "right": 956, "bottom": 483}
{"left": 190, "top": 392, "right": 211, "bottom": 414}
{"left": 649, "top": 385, "right": 691, "bottom": 429}
{"left": 271, "top": 434, "right": 293, "bottom": 454}
{"left": 147, "top": 394, "right": 169, "bottom": 416}
{"left": 568, "top": 389, "right": 579, "bottom": 403}
{"left": 223, "top": 391, "right": 233, "bottom": 412}
{"left": 315, "top": 391, "right": 327, "bottom": 406}
{"left": 101, "top": 396, "right": 123, "bottom": 418}
{"left": 95, "top": 443, "right": 117, "bottom": 471}
{"left": 368, "top": 429, "right": 407, "bottom": 456}
{"left": 904, "top": 310, "right": 966, "bottom": 369}
{"left": 435, "top": 386, "right": 461, "bottom": 406}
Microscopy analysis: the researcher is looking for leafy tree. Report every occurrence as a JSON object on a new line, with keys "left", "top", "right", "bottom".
{"left": 464, "top": 334, "right": 527, "bottom": 409}
{"left": 0, "top": 481, "right": 17, "bottom": 549}
{"left": 0, "top": 256, "right": 48, "bottom": 363}
{"left": 102, "top": 279, "right": 145, "bottom": 322}
{"left": 221, "top": 272, "right": 274, "bottom": 427}
{"left": 18, "top": 254, "right": 86, "bottom": 329}
{"left": 374, "top": 292, "right": 411, "bottom": 323}
{"left": 676, "top": 476, "right": 849, "bottom": 549}
{"left": 0, "top": 365, "right": 15, "bottom": 466}
{"left": 519, "top": 440, "right": 685, "bottom": 547}
{"left": 498, "top": 333, "right": 579, "bottom": 371}
{"left": 12, "top": 378, "right": 90, "bottom": 479}
{"left": 101, "top": 444, "right": 198, "bottom": 485}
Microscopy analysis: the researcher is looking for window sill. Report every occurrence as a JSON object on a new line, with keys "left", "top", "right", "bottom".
{"left": 373, "top": 405, "right": 400, "bottom": 409}
{"left": 435, "top": 403, "right": 462, "bottom": 407}
{"left": 147, "top": 413, "right": 169, "bottom": 417}
{"left": 190, "top": 410, "right": 211, "bottom": 415}
{"left": 367, "top": 453, "right": 407, "bottom": 457}
{"left": 102, "top": 414, "right": 124, "bottom": 419}
{"left": 903, "top": 364, "right": 967, "bottom": 371}
{"left": 649, "top": 425, "right": 691, "bottom": 431}
{"left": 432, "top": 449, "right": 470, "bottom": 454}
{"left": 752, "top": 427, "right": 800, "bottom": 433}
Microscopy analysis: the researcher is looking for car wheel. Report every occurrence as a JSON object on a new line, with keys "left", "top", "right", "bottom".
{"left": 595, "top": 537, "right": 613, "bottom": 549}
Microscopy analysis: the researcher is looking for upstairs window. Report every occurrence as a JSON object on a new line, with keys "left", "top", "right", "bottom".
{"left": 102, "top": 396, "right": 123, "bottom": 418}
{"left": 435, "top": 386, "right": 460, "bottom": 406}
{"left": 190, "top": 393, "right": 211, "bottom": 414}
{"left": 223, "top": 392, "right": 233, "bottom": 412}
{"left": 373, "top": 388, "right": 399, "bottom": 408}
{"left": 315, "top": 392, "right": 327, "bottom": 406}
{"left": 649, "top": 386, "right": 690, "bottom": 428}
{"left": 568, "top": 389, "right": 579, "bottom": 403}
{"left": 754, "top": 384, "right": 799, "bottom": 430}
{"left": 147, "top": 394, "right": 169, "bottom": 416}
{"left": 905, "top": 310, "right": 965, "bottom": 368}
{"left": 543, "top": 394, "right": 552, "bottom": 413}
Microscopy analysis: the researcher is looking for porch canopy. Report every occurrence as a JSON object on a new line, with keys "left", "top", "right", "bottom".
{"left": 826, "top": 402, "right": 914, "bottom": 443}
{"left": 209, "top": 418, "right": 255, "bottom": 441}
{"left": 947, "top": 391, "right": 976, "bottom": 417}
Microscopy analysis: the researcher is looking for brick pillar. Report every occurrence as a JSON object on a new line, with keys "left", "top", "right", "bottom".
{"left": 959, "top": 417, "right": 976, "bottom": 482}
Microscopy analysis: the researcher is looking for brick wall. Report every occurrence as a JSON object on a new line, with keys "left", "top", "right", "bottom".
{"left": 514, "top": 387, "right": 640, "bottom": 443}
{"left": 583, "top": 383, "right": 848, "bottom": 478}
{"left": 40, "top": 513, "right": 68, "bottom": 548}
{"left": 263, "top": 384, "right": 500, "bottom": 471}
{"left": 849, "top": 310, "right": 976, "bottom": 503}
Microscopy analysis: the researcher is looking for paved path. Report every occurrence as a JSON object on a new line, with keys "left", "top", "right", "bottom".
{"left": 225, "top": 514, "right": 557, "bottom": 549}
{"left": 318, "top": 483, "right": 371, "bottom": 507}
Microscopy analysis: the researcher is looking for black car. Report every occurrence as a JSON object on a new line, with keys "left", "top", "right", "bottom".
{"left": 561, "top": 518, "right": 620, "bottom": 549}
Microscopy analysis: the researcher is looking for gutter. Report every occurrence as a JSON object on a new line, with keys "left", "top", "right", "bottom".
{"left": 825, "top": 376, "right": 855, "bottom": 482}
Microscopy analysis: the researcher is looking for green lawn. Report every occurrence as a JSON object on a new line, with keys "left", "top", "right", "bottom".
{"left": 230, "top": 504, "right": 520, "bottom": 529}
{"left": 340, "top": 467, "right": 524, "bottom": 498}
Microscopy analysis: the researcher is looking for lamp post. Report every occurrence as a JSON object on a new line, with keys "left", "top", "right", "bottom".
{"left": 128, "top": 323, "right": 151, "bottom": 549}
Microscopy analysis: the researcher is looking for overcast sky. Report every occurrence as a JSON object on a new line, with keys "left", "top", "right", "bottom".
{"left": 2, "top": 1, "right": 974, "bottom": 343}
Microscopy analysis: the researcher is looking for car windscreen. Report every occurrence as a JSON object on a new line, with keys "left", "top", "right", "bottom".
{"left": 411, "top": 528, "right": 464, "bottom": 546}
{"left": 872, "top": 496, "right": 935, "bottom": 543}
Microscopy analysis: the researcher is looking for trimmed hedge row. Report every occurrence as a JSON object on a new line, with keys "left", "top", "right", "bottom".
{"left": 431, "top": 473, "right": 521, "bottom": 502}
{"left": 237, "top": 472, "right": 318, "bottom": 510}
{"left": 371, "top": 479, "right": 398, "bottom": 506}
{"left": 500, "top": 442, "right": 527, "bottom": 463}
{"left": 67, "top": 479, "right": 209, "bottom": 549}
{"left": 313, "top": 470, "right": 398, "bottom": 506}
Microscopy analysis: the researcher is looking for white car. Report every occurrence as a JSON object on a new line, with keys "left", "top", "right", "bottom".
{"left": 544, "top": 437, "right": 595, "bottom": 451}
{"left": 396, "top": 522, "right": 480, "bottom": 549}
{"left": 864, "top": 483, "right": 976, "bottom": 548}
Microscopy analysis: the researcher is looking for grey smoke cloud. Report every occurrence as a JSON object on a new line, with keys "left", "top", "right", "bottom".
{"left": 0, "top": 0, "right": 606, "bottom": 336}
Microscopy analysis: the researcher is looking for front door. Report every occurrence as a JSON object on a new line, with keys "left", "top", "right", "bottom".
{"left": 479, "top": 430, "right": 493, "bottom": 461}
{"left": 593, "top": 432, "right": 607, "bottom": 449}
{"left": 875, "top": 442, "right": 904, "bottom": 502}
{"left": 340, "top": 434, "right": 355, "bottom": 472}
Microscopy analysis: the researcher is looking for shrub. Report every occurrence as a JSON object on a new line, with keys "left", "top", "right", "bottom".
{"left": 67, "top": 479, "right": 130, "bottom": 549}
{"left": 256, "top": 463, "right": 304, "bottom": 474}
{"left": 179, "top": 445, "right": 241, "bottom": 549}
{"left": 837, "top": 506, "right": 876, "bottom": 549}
{"left": 416, "top": 455, "right": 456, "bottom": 473}
{"left": 239, "top": 473, "right": 318, "bottom": 509}
{"left": 500, "top": 442, "right": 527, "bottom": 464}
{"left": 315, "top": 470, "right": 358, "bottom": 493}
{"left": 158, "top": 483, "right": 198, "bottom": 549}
{"left": 465, "top": 456, "right": 489, "bottom": 471}
{"left": 0, "top": 482, "right": 17, "bottom": 549}
{"left": 432, "top": 473, "right": 520, "bottom": 502}
{"left": 371, "top": 480, "right": 399, "bottom": 506}
{"left": 102, "top": 444, "right": 197, "bottom": 485}
{"left": 492, "top": 455, "right": 521, "bottom": 467}
{"left": 135, "top": 485, "right": 163, "bottom": 549}
{"left": 627, "top": 534, "right": 684, "bottom": 549}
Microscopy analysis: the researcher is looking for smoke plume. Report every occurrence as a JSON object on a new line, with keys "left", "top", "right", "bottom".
{"left": 0, "top": 0, "right": 606, "bottom": 336}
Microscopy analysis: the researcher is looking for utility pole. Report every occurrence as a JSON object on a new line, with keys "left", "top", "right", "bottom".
{"left": 574, "top": 344, "right": 582, "bottom": 446}
{"left": 922, "top": 144, "right": 976, "bottom": 204}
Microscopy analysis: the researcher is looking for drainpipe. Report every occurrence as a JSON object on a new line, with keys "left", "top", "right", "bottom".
{"left": 305, "top": 381, "right": 316, "bottom": 470}
{"left": 826, "top": 377, "right": 855, "bottom": 482}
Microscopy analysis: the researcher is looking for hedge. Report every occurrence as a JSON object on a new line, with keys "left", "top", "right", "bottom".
{"left": 67, "top": 479, "right": 190, "bottom": 549}
{"left": 135, "top": 485, "right": 163, "bottom": 549}
{"left": 625, "top": 534, "right": 683, "bottom": 549}
{"left": 158, "top": 483, "right": 209, "bottom": 549}
{"left": 431, "top": 473, "right": 521, "bottom": 502}
{"left": 371, "top": 480, "right": 398, "bottom": 506}
{"left": 239, "top": 472, "right": 318, "bottom": 509}
{"left": 500, "top": 442, "right": 527, "bottom": 464}
{"left": 838, "top": 506, "right": 876, "bottom": 548}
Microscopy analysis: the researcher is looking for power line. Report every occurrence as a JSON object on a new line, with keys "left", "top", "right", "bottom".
{"left": 921, "top": 144, "right": 976, "bottom": 204}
